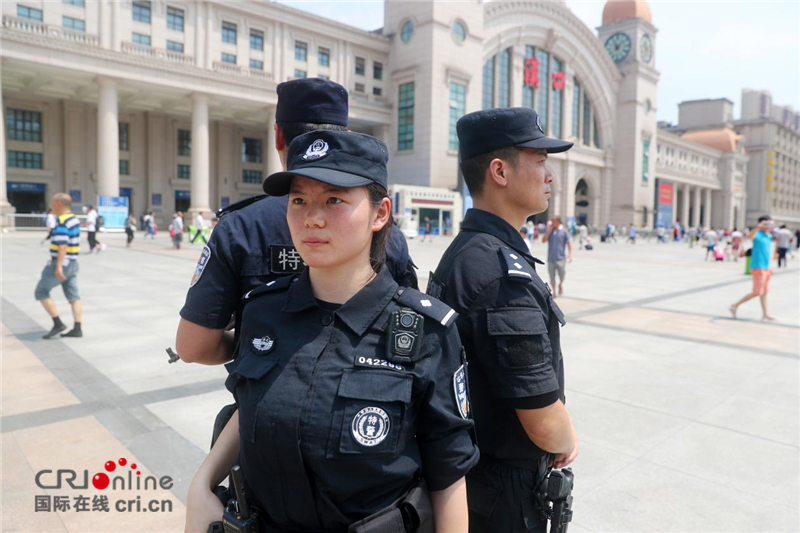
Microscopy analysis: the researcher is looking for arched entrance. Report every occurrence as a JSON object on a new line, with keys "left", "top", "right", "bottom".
{"left": 575, "top": 178, "right": 590, "bottom": 226}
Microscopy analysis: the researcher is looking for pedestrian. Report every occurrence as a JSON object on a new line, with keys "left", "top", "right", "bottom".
{"left": 184, "top": 130, "right": 477, "bottom": 533}
{"left": 795, "top": 227, "right": 800, "bottom": 251}
{"left": 422, "top": 216, "right": 433, "bottom": 243}
{"left": 35, "top": 193, "right": 83, "bottom": 339}
{"left": 175, "top": 77, "right": 417, "bottom": 365}
{"left": 657, "top": 225, "right": 667, "bottom": 243}
{"left": 703, "top": 227, "right": 718, "bottom": 261}
{"left": 776, "top": 224, "right": 793, "bottom": 267}
{"left": 730, "top": 227, "right": 743, "bottom": 261}
{"left": 543, "top": 215, "right": 572, "bottom": 297}
{"left": 627, "top": 224, "right": 637, "bottom": 244}
{"left": 125, "top": 213, "right": 136, "bottom": 247}
{"left": 730, "top": 215, "right": 776, "bottom": 321}
{"left": 84, "top": 205, "right": 106, "bottom": 253}
{"left": 191, "top": 211, "right": 208, "bottom": 244}
{"left": 578, "top": 222, "right": 588, "bottom": 249}
{"left": 143, "top": 211, "right": 153, "bottom": 237}
{"left": 688, "top": 226, "right": 698, "bottom": 248}
{"left": 519, "top": 225, "right": 534, "bottom": 253}
{"left": 430, "top": 107, "right": 578, "bottom": 533}
{"left": 171, "top": 211, "right": 184, "bottom": 249}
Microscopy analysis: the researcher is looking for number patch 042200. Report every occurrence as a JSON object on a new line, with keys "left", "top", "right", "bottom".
{"left": 355, "top": 356, "right": 405, "bottom": 372}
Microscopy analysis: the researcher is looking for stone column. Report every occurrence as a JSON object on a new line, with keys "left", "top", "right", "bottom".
{"left": 671, "top": 183, "right": 678, "bottom": 225}
{"left": 111, "top": 0, "right": 121, "bottom": 51}
{"left": 691, "top": 186, "right": 701, "bottom": 227}
{"left": 681, "top": 184, "right": 689, "bottom": 226}
{"left": 189, "top": 93, "right": 211, "bottom": 217}
{"left": 96, "top": 77, "right": 120, "bottom": 197}
{"left": 0, "top": 77, "right": 16, "bottom": 219}
{"left": 705, "top": 188, "right": 713, "bottom": 228}
{"left": 194, "top": 2, "right": 204, "bottom": 68}
{"left": 265, "top": 106, "right": 283, "bottom": 174}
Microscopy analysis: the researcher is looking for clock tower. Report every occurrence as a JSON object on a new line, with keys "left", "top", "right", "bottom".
{"left": 598, "top": 0, "right": 659, "bottom": 227}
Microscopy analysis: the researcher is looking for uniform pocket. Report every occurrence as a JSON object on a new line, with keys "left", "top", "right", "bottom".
{"left": 224, "top": 352, "right": 279, "bottom": 443}
{"left": 331, "top": 370, "right": 412, "bottom": 456}
{"left": 487, "top": 307, "right": 553, "bottom": 369}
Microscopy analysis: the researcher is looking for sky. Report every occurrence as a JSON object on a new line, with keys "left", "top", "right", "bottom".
{"left": 275, "top": 0, "right": 800, "bottom": 124}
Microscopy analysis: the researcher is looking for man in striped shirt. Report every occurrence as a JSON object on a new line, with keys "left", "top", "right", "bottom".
{"left": 35, "top": 192, "right": 83, "bottom": 339}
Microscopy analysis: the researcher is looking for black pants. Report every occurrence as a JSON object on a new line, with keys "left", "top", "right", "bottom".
{"left": 126, "top": 228, "right": 135, "bottom": 244}
{"left": 467, "top": 457, "right": 548, "bottom": 533}
{"left": 87, "top": 231, "right": 98, "bottom": 250}
{"left": 777, "top": 247, "right": 788, "bottom": 267}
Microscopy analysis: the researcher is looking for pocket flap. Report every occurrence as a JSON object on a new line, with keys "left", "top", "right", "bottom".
{"left": 225, "top": 352, "right": 277, "bottom": 381}
{"left": 487, "top": 307, "right": 547, "bottom": 336}
{"left": 338, "top": 370, "right": 412, "bottom": 403}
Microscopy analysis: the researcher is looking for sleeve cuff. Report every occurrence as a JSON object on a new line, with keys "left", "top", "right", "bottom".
{"left": 421, "top": 430, "right": 480, "bottom": 491}
{"left": 507, "top": 390, "right": 560, "bottom": 410}
{"left": 179, "top": 306, "right": 230, "bottom": 330}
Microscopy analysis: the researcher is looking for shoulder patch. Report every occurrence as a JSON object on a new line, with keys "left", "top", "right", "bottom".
{"left": 215, "top": 194, "right": 267, "bottom": 219}
{"left": 394, "top": 288, "right": 457, "bottom": 327}
{"left": 242, "top": 274, "right": 296, "bottom": 301}
{"left": 190, "top": 246, "right": 212, "bottom": 287}
{"left": 499, "top": 248, "right": 536, "bottom": 282}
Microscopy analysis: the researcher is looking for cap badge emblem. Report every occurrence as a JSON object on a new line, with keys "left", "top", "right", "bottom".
{"left": 536, "top": 115, "right": 544, "bottom": 134}
{"left": 302, "top": 139, "right": 329, "bottom": 161}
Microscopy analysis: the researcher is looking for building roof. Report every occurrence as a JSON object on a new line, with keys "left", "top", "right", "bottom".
{"left": 681, "top": 128, "right": 741, "bottom": 153}
{"left": 602, "top": 0, "right": 653, "bottom": 25}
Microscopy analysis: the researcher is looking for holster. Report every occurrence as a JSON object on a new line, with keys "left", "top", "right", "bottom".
{"left": 348, "top": 478, "right": 433, "bottom": 533}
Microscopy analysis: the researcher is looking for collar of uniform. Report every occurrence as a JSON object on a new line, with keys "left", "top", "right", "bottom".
{"left": 282, "top": 267, "right": 398, "bottom": 336}
{"left": 461, "top": 208, "right": 544, "bottom": 264}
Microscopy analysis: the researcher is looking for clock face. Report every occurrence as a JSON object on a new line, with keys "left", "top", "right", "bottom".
{"left": 641, "top": 34, "right": 653, "bottom": 63}
{"left": 605, "top": 32, "right": 631, "bottom": 63}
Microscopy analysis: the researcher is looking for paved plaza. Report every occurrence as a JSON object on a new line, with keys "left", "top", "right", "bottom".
{"left": 2, "top": 229, "right": 799, "bottom": 532}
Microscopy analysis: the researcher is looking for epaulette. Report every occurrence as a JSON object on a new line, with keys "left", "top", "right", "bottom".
{"left": 498, "top": 248, "right": 538, "bottom": 282}
{"left": 216, "top": 194, "right": 267, "bottom": 219}
{"left": 242, "top": 274, "right": 295, "bottom": 301}
{"left": 393, "top": 287, "right": 457, "bottom": 327}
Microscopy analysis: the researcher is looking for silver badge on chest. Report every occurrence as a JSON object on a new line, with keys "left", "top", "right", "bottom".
{"left": 252, "top": 335, "right": 274, "bottom": 353}
{"left": 351, "top": 406, "right": 391, "bottom": 447}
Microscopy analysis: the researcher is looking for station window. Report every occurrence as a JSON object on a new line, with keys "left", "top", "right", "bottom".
{"left": 398, "top": 82, "right": 415, "bottom": 151}
{"left": 242, "top": 170, "right": 262, "bottom": 184}
{"left": 319, "top": 47, "right": 330, "bottom": 67}
{"left": 8, "top": 151, "right": 43, "bottom": 169}
{"left": 177, "top": 164, "right": 191, "bottom": 179}
{"left": 295, "top": 41, "right": 307, "bottom": 61}
{"left": 449, "top": 82, "right": 466, "bottom": 151}
{"left": 294, "top": 69, "right": 307, "bottom": 79}
{"left": 242, "top": 138, "right": 263, "bottom": 163}
{"left": 7, "top": 109, "right": 42, "bottom": 142}
{"left": 63, "top": 0, "right": 86, "bottom": 6}
{"left": 355, "top": 57, "right": 365, "bottom": 76}
{"left": 119, "top": 123, "right": 129, "bottom": 151}
{"left": 63, "top": 16, "right": 85, "bottom": 31}
{"left": 221, "top": 53, "right": 237, "bottom": 64}
{"left": 373, "top": 62, "right": 383, "bottom": 80}
{"left": 250, "top": 30, "right": 264, "bottom": 51}
{"left": 355, "top": 83, "right": 365, "bottom": 93}
{"left": 18, "top": 5, "right": 43, "bottom": 21}
{"left": 249, "top": 59, "right": 263, "bottom": 70}
{"left": 132, "top": 33, "right": 151, "bottom": 46}
{"left": 119, "top": 160, "right": 130, "bottom": 175}
{"left": 177, "top": 129, "right": 191, "bottom": 156}
{"left": 167, "top": 7, "right": 184, "bottom": 32}
{"left": 222, "top": 22, "right": 237, "bottom": 44}
{"left": 132, "top": 1, "right": 151, "bottom": 24}
{"left": 167, "top": 41, "right": 184, "bottom": 53}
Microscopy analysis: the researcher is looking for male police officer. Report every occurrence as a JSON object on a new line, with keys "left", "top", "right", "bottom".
{"left": 176, "top": 78, "right": 416, "bottom": 364}
{"left": 429, "top": 108, "right": 578, "bottom": 532}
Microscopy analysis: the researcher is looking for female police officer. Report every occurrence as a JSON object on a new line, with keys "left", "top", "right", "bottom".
{"left": 185, "top": 131, "right": 479, "bottom": 533}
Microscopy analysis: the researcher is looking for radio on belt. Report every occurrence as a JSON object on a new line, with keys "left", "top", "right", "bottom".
{"left": 386, "top": 309, "right": 424, "bottom": 363}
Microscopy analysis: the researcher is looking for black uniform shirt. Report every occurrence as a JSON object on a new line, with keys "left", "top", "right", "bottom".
{"left": 180, "top": 195, "right": 417, "bottom": 329}
{"left": 429, "top": 209, "right": 567, "bottom": 470}
{"left": 225, "top": 267, "right": 479, "bottom": 530}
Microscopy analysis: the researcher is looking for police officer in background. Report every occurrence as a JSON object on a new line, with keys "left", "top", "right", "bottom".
{"left": 185, "top": 130, "right": 478, "bottom": 533}
{"left": 176, "top": 78, "right": 417, "bottom": 364}
{"left": 429, "top": 108, "right": 578, "bottom": 532}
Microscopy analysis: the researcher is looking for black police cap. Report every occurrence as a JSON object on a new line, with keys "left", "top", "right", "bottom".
{"left": 275, "top": 78, "right": 348, "bottom": 126}
{"left": 263, "top": 130, "right": 388, "bottom": 196}
{"left": 457, "top": 107, "right": 573, "bottom": 161}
